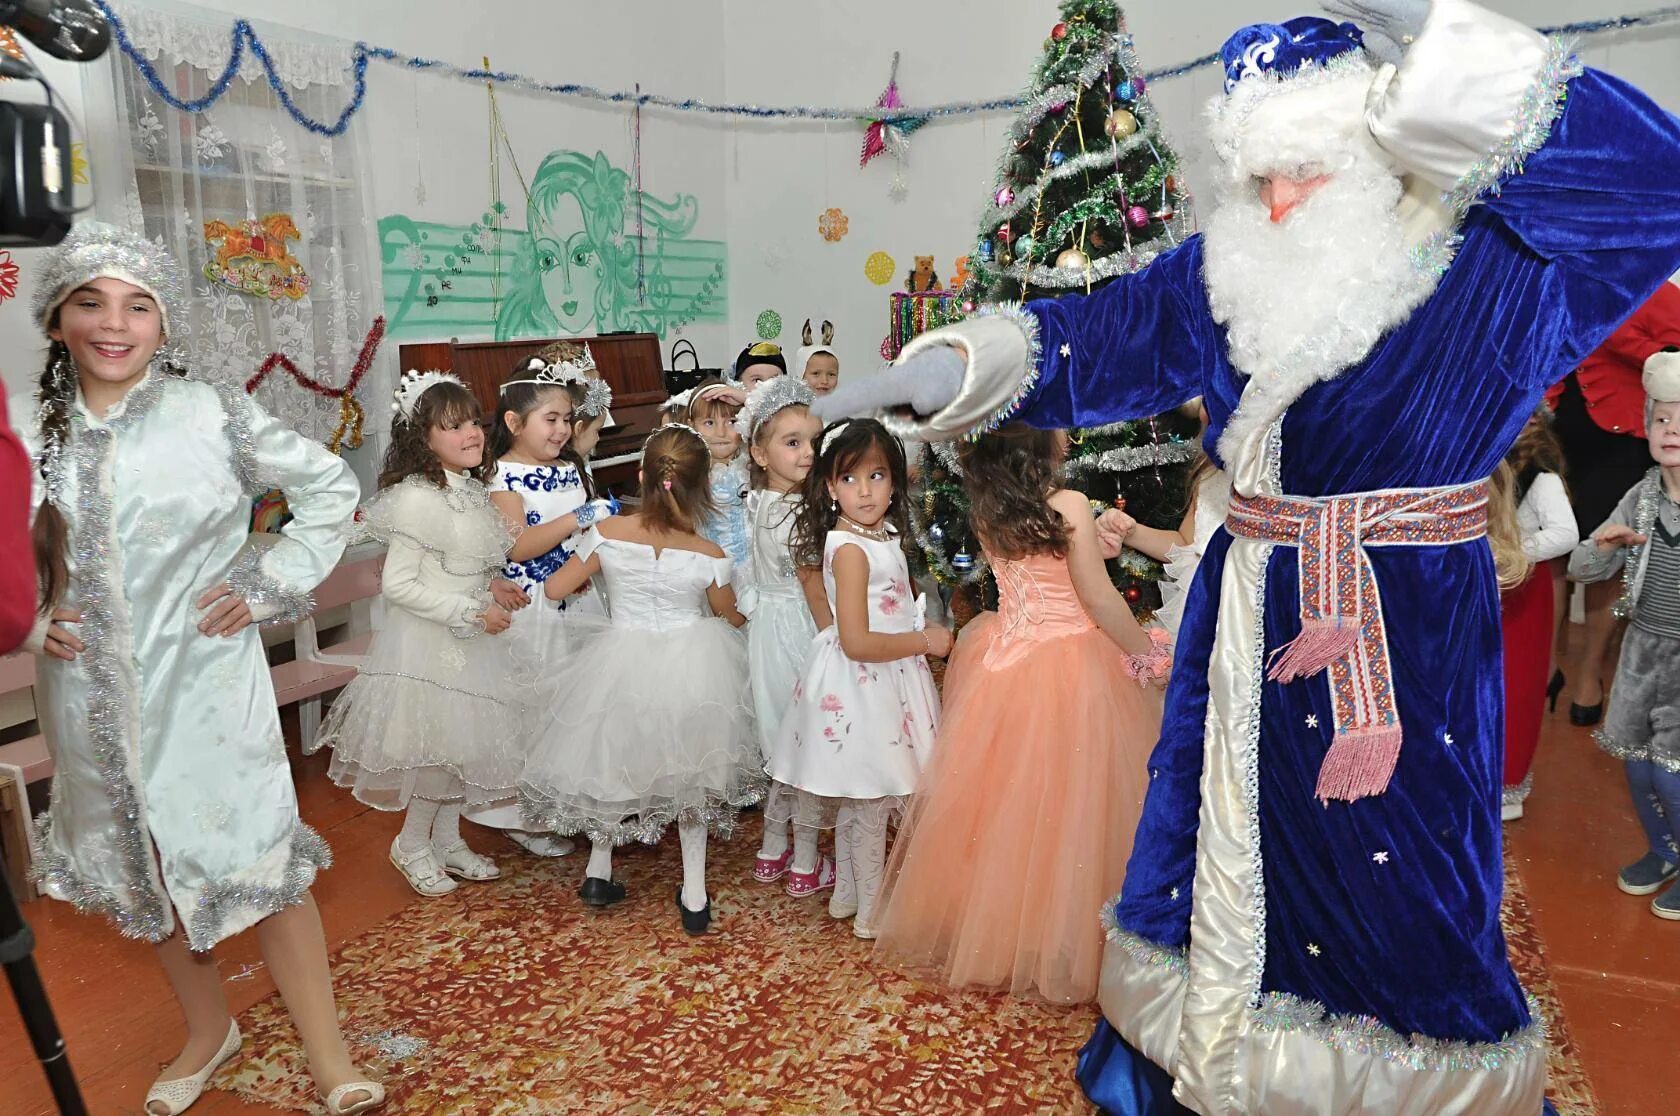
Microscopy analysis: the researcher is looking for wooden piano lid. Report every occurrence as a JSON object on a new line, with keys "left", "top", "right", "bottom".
{"left": 396, "top": 332, "right": 666, "bottom": 493}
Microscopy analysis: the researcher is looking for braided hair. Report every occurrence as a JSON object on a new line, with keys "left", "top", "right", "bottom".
{"left": 30, "top": 340, "right": 76, "bottom": 613}
{"left": 638, "top": 425, "right": 713, "bottom": 535}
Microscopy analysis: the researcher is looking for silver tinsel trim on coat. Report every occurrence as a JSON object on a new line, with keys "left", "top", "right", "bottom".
{"left": 31, "top": 223, "right": 189, "bottom": 367}
{"left": 208, "top": 378, "right": 279, "bottom": 495}
{"left": 1439, "top": 39, "right": 1582, "bottom": 219}
{"left": 184, "top": 823, "right": 332, "bottom": 950}
{"left": 226, "top": 545, "right": 316, "bottom": 627}
{"left": 1594, "top": 725, "right": 1680, "bottom": 774}
{"left": 520, "top": 772, "right": 769, "bottom": 847}
{"left": 1099, "top": 920, "right": 1191, "bottom": 979}
{"left": 29, "top": 370, "right": 174, "bottom": 944}
{"left": 1251, "top": 991, "right": 1548, "bottom": 1074}
{"left": 1501, "top": 771, "right": 1535, "bottom": 808}
{"left": 1613, "top": 468, "right": 1662, "bottom": 621}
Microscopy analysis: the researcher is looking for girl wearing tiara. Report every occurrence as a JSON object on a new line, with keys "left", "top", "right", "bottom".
{"left": 691, "top": 379, "right": 753, "bottom": 570}
{"left": 16, "top": 224, "right": 380, "bottom": 1114}
{"left": 520, "top": 425, "right": 762, "bottom": 934}
{"left": 765, "top": 419, "right": 950, "bottom": 936}
{"left": 312, "top": 373, "right": 529, "bottom": 900}
{"left": 460, "top": 350, "right": 619, "bottom": 858}
{"left": 873, "top": 425, "right": 1170, "bottom": 1004}
{"left": 734, "top": 377, "right": 830, "bottom": 886}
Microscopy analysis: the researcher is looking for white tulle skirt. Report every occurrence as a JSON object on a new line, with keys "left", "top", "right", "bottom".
{"left": 1154, "top": 542, "right": 1200, "bottom": 646}
{"left": 465, "top": 593, "right": 610, "bottom": 831}
{"left": 312, "top": 606, "right": 530, "bottom": 810}
{"left": 518, "top": 617, "right": 764, "bottom": 845}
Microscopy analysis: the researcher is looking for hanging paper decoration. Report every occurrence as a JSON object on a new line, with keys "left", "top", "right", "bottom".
{"left": 864, "top": 251, "right": 896, "bottom": 286}
{"left": 755, "top": 309, "right": 783, "bottom": 340}
{"left": 859, "top": 52, "right": 928, "bottom": 171}
{"left": 69, "top": 142, "right": 89, "bottom": 185}
{"left": 203, "top": 213, "right": 312, "bottom": 300}
{"left": 818, "top": 207, "right": 849, "bottom": 243}
{"left": 0, "top": 250, "right": 19, "bottom": 306}
{"left": 244, "top": 315, "right": 386, "bottom": 454}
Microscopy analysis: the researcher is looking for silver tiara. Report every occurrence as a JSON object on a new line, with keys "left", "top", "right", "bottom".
{"left": 392, "top": 369, "right": 465, "bottom": 423}
{"left": 502, "top": 344, "right": 598, "bottom": 390}
{"left": 734, "top": 374, "right": 815, "bottom": 441}
{"left": 575, "top": 376, "right": 614, "bottom": 419}
{"left": 645, "top": 421, "right": 703, "bottom": 448}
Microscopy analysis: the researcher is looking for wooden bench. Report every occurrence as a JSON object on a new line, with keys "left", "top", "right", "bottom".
{"left": 0, "top": 652, "right": 52, "bottom": 787}
{"left": 269, "top": 553, "right": 384, "bottom": 749}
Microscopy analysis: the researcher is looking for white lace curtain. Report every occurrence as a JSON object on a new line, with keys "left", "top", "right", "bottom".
{"left": 81, "top": 0, "right": 386, "bottom": 447}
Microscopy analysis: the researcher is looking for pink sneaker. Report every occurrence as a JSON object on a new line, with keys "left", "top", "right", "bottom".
{"left": 785, "top": 856, "right": 836, "bottom": 898}
{"left": 753, "top": 847, "right": 794, "bottom": 883}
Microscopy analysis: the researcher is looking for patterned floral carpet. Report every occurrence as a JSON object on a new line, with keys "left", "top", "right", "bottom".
{"left": 218, "top": 826, "right": 1597, "bottom": 1115}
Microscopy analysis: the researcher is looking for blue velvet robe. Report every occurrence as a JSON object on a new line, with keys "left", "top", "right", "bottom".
{"left": 998, "top": 67, "right": 1680, "bottom": 1113}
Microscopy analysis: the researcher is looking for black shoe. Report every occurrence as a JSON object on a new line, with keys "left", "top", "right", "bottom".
{"left": 676, "top": 887, "right": 711, "bottom": 935}
{"left": 578, "top": 875, "right": 626, "bottom": 907}
{"left": 1569, "top": 700, "right": 1603, "bottom": 727}
{"left": 1546, "top": 669, "right": 1565, "bottom": 712}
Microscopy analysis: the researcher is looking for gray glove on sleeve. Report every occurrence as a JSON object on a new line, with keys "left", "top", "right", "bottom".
{"left": 1323, "top": 0, "right": 1429, "bottom": 67}
{"left": 810, "top": 344, "right": 966, "bottom": 425}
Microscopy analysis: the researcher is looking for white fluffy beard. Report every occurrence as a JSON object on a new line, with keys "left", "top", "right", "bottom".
{"left": 1203, "top": 133, "right": 1441, "bottom": 466}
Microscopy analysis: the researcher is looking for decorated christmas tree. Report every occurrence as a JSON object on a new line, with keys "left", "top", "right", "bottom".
{"left": 912, "top": 0, "right": 1200, "bottom": 616}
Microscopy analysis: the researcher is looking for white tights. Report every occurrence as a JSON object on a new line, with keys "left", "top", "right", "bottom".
{"left": 585, "top": 818, "right": 710, "bottom": 911}
{"left": 396, "top": 797, "right": 464, "bottom": 854}
{"left": 850, "top": 809, "right": 890, "bottom": 930}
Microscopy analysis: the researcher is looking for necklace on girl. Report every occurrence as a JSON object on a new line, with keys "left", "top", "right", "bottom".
{"left": 838, "top": 515, "right": 893, "bottom": 542}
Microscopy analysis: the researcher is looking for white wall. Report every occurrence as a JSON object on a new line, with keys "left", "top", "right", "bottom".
{"left": 2, "top": 0, "right": 1677, "bottom": 403}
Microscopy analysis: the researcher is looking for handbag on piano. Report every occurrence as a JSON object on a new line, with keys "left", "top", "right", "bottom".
{"left": 665, "top": 339, "right": 720, "bottom": 396}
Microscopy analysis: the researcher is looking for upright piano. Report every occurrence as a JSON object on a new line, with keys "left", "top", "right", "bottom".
{"left": 395, "top": 332, "right": 667, "bottom": 496}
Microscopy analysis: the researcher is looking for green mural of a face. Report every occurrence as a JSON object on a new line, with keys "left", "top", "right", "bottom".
{"left": 379, "top": 149, "right": 727, "bottom": 342}
{"left": 533, "top": 192, "right": 600, "bottom": 334}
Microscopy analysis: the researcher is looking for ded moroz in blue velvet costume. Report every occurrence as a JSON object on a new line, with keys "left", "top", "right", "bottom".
{"left": 875, "top": 1, "right": 1680, "bottom": 1112}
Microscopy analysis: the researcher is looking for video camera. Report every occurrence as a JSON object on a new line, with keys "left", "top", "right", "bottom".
{"left": 0, "top": 0, "right": 112, "bottom": 248}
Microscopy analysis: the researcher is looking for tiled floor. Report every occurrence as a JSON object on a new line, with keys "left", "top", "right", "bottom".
{"left": 4, "top": 706, "right": 1676, "bottom": 1114}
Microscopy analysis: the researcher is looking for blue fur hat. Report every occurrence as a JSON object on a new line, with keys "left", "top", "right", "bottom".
{"left": 1220, "top": 17, "right": 1366, "bottom": 93}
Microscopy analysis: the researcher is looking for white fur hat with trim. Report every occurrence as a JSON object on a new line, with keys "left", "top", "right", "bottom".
{"left": 1645, "top": 346, "right": 1680, "bottom": 408}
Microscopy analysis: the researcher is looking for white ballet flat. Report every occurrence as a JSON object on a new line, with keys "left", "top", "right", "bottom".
{"left": 321, "top": 1079, "right": 386, "bottom": 1114}
{"left": 435, "top": 840, "right": 501, "bottom": 881}
{"left": 144, "top": 1018, "right": 241, "bottom": 1115}
{"left": 389, "top": 838, "right": 457, "bottom": 897}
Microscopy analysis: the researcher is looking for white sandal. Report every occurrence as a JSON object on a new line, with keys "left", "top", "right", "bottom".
{"left": 144, "top": 1019, "right": 241, "bottom": 1114}
{"left": 507, "top": 830, "right": 576, "bottom": 858}
{"left": 320, "top": 1079, "right": 386, "bottom": 1114}
{"left": 435, "top": 840, "right": 501, "bottom": 881}
{"left": 389, "top": 838, "right": 457, "bottom": 897}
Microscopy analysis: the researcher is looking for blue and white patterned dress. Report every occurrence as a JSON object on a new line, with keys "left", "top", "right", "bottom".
{"left": 495, "top": 459, "right": 607, "bottom": 621}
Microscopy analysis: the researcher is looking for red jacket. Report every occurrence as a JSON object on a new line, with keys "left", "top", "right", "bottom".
{"left": 1545, "top": 280, "right": 1680, "bottom": 437}
{"left": 0, "top": 392, "right": 37, "bottom": 655}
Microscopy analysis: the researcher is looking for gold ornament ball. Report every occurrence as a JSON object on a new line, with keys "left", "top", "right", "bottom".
{"left": 1104, "top": 108, "right": 1139, "bottom": 139}
{"left": 1056, "top": 247, "right": 1091, "bottom": 270}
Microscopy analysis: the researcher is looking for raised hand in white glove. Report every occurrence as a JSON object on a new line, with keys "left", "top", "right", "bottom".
{"left": 1322, "top": 0, "right": 1429, "bottom": 67}
{"left": 810, "top": 344, "right": 967, "bottom": 425}
{"left": 574, "top": 497, "right": 620, "bottom": 529}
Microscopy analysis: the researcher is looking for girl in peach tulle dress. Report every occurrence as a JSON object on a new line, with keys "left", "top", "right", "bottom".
{"left": 872, "top": 424, "right": 1171, "bottom": 1004}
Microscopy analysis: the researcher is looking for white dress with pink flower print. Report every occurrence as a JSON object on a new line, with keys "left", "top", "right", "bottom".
{"left": 764, "top": 531, "right": 940, "bottom": 827}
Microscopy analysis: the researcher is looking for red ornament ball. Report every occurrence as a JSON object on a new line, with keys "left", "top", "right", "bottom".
{"left": 996, "top": 223, "right": 1014, "bottom": 243}
{"left": 1123, "top": 585, "right": 1143, "bottom": 603}
{"left": 1126, "top": 205, "right": 1151, "bottom": 228}
{"left": 1051, "top": 21, "right": 1069, "bottom": 41}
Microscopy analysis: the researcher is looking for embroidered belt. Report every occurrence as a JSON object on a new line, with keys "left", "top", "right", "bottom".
{"left": 1225, "top": 481, "right": 1489, "bottom": 803}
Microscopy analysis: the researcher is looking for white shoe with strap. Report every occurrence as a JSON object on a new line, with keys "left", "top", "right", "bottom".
{"left": 436, "top": 840, "right": 501, "bottom": 881}
{"left": 144, "top": 1018, "right": 242, "bottom": 1115}
{"left": 389, "top": 837, "right": 457, "bottom": 897}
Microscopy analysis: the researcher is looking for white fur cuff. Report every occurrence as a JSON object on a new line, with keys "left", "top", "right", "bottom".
{"left": 1365, "top": 0, "right": 1555, "bottom": 192}
{"left": 883, "top": 310, "right": 1038, "bottom": 442}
